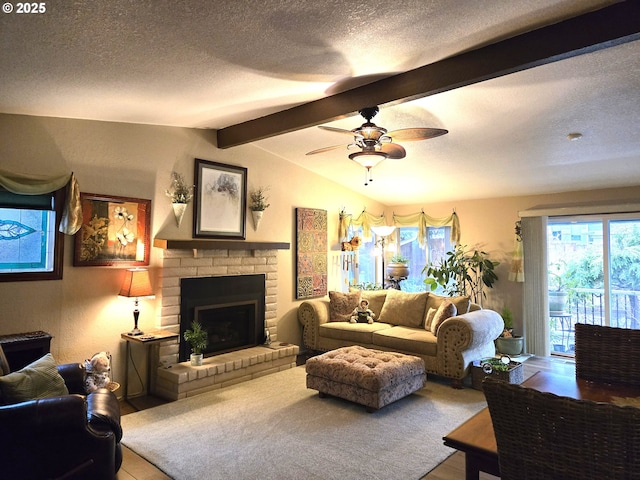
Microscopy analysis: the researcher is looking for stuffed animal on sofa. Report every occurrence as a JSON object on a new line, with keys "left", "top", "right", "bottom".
{"left": 84, "top": 351, "right": 111, "bottom": 393}
{"left": 350, "top": 299, "right": 375, "bottom": 324}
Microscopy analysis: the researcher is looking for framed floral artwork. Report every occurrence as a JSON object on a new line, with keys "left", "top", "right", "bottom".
{"left": 193, "top": 158, "right": 247, "bottom": 239}
{"left": 73, "top": 193, "right": 151, "bottom": 267}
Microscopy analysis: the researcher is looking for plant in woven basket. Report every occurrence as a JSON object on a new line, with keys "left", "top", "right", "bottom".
{"left": 481, "top": 357, "right": 511, "bottom": 372}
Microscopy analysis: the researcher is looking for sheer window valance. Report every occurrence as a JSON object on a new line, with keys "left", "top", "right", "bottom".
{"left": 339, "top": 210, "right": 389, "bottom": 241}
{"left": 0, "top": 169, "right": 82, "bottom": 235}
{"left": 339, "top": 209, "right": 460, "bottom": 245}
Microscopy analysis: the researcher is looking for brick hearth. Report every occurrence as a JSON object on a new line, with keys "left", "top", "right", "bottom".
{"left": 149, "top": 246, "right": 289, "bottom": 400}
{"left": 155, "top": 342, "right": 299, "bottom": 400}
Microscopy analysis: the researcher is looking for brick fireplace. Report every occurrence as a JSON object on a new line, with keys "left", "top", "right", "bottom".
{"left": 149, "top": 242, "right": 298, "bottom": 400}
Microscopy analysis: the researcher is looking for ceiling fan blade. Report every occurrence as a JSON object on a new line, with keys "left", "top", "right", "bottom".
{"left": 318, "top": 126, "right": 355, "bottom": 135}
{"left": 386, "top": 128, "right": 448, "bottom": 141}
{"left": 380, "top": 143, "right": 406, "bottom": 159}
{"left": 305, "top": 144, "right": 346, "bottom": 155}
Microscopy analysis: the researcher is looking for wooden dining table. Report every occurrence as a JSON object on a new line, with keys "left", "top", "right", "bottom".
{"left": 442, "top": 371, "right": 640, "bottom": 480}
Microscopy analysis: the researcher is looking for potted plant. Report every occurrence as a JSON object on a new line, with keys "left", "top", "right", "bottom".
{"left": 183, "top": 320, "right": 208, "bottom": 366}
{"left": 387, "top": 253, "right": 410, "bottom": 278}
{"left": 249, "top": 186, "right": 270, "bottom": 230}
{"left": 422, "top": 244, "right": 499, "bottom": 307}
{"left": 471, "top": 355, "right": 523, "bottom": 389}
{"left": 165, "top": 171, "right": 194, "bottom": 227}
{"left": 495, "top": 306, "right": 524, "bottom": 355}
{"left": 548, "top": 261, "right": 569, "bottom": 313}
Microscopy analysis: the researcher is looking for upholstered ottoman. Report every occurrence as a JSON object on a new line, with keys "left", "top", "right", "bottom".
{"left": 305, "top": 346, "right": 426, "bottom": 412}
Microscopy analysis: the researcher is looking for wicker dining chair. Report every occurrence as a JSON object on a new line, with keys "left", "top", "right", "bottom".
{"left": 483, "top": 377, "right": 640, "bottom": 480}
{"left": 574, "top": 323, "right": 640, "bottom": 387}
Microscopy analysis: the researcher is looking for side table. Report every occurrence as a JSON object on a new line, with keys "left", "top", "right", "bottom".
{"left": 121, "top": 330, "right": 179, "bottom": 403}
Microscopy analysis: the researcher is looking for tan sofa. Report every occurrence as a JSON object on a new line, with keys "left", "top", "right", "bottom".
{"left": 298, "top": 289, "right": 504, "bottom": 387}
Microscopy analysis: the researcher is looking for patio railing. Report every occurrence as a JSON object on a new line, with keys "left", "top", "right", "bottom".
{"left": 550, "top": 288, "right": 640, "bottom": 355}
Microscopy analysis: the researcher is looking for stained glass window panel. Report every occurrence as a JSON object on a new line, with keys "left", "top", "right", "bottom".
{"left": 0, "top": 208, "right": 55, "bottom": 273}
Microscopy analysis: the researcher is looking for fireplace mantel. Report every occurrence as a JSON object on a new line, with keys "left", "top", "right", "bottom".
{"left": 154, "top": 238, "right": 290, "bottom": 251}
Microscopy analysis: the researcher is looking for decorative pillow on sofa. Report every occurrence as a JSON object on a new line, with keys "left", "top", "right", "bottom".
{"left": 360, "top": 290, "right": 388, "bottom": 320}
{"left": 0, "top": 353, "right": 68, "bottom": 405}
{"left": 424, "top": 307, "right": 437, "bottom": 331}
{"left": 378, "top": 289, "right": 429, "bottom": 327}
{"left": 329, "top": 290, "right": 361, "bottom": 322}
{"left": 430, "top": 300, "right": 458, "bottom": 336}
{"left": 426, "top": 293, "right": 471, "bottom": 316}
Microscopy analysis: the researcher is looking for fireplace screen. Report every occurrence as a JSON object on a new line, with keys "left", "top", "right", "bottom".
{"left": 194, "top": 301, "right": 258, "bottom": 354}
{"left": 180, "top": 274, "right": 265, "bottom": 361}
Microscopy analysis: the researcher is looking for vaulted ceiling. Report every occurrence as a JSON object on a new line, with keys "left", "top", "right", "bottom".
{"left": 1, "top": 1, "right": 639, "bottom": 205}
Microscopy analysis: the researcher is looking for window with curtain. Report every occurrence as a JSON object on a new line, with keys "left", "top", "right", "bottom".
{"left": 340, "top": 210, "right": 460, "bottom": 291}
{"left": 547, "top": 214, "right": 640, "bottom": 356}
{"left": 346, "top": 224, "right": 452, "bottom": 292}
{"left": 0, "top": 187, "right": 65, "bottom": 281}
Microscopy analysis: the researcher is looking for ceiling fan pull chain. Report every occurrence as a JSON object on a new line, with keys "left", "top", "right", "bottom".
{"left": 365, "top": 166, "right": 373, "bottom": 185}
{"left": 364, "top": 167, "right": 373, "bottom": 186}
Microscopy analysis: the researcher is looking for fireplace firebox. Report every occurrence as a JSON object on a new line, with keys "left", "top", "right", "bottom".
{"left": 179, "top": 274, "right": 266, "bottom": 362}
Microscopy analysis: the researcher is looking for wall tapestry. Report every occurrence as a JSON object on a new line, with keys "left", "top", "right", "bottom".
{"left": 296, "top": 208, "right": 328, "bottom": 299}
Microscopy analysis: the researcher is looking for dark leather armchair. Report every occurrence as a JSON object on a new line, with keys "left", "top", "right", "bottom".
{"left": 0, "top": 346, "right": 123, "bottom": 480}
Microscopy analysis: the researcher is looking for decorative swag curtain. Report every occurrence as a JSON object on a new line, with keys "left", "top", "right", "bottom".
{"left": 0, "top": 169, "right": 82, "bottom": 235}
{"left": 340, "top": 209, "right": 460, "bottom": 245}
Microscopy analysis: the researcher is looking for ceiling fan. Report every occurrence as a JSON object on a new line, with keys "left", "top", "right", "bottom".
{"left": 306, "top": 106, "right": 448, "bottom": 185}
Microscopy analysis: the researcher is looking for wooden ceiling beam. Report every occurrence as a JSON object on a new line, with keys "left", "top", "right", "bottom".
{"left": 217, "top": 2, "right": 640, "bottom": 149}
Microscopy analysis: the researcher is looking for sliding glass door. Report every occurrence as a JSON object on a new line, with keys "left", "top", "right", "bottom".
{"left": 547, "top": 214, "right": 640, "bottom": 355}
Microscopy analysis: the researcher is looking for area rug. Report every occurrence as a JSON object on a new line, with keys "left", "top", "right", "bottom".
{"left": 121, "top": 366, "right": 486, "bottom": 480}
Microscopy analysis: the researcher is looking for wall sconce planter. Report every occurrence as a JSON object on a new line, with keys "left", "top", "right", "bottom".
{"left": 249, "top": 186, "right": 270, "bottom": 231}
{"left": 251, "top": 210, "right": 264, "bottom": 230}
{"left": 165, "top": 171, "right": 193, "bottom": 229}
{"left": 172, "top": 203, "right": 187, "bottom": 227}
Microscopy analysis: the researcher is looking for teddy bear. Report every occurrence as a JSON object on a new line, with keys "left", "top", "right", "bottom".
{"left": 350, "top": 299, "right": 375, "bottom": 324}
{"left": 84, "top": 351, "right": 111, "bottom": 393}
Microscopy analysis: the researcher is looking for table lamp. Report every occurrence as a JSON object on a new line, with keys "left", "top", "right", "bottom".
{"left": 371, "top": 225, "right": 396, "bottom": 289}
{"left": 119, "top": 268, "right": 155, "bottom": 335}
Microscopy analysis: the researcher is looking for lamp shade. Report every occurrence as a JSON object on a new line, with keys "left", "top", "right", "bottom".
{"left": 119, "top": 268, "right": 154, "bottom": 298}
{"left": 371, "top": 225, "right": 396, "bottom": 237}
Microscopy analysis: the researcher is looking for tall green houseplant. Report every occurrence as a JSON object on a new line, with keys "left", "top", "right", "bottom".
{"left": 422, "top": 244, "right": 499, "bottom": 306}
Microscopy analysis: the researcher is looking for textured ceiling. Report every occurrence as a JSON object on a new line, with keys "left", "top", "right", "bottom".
{"left": 1, "top": 0, "right": 639, "bottom": 205}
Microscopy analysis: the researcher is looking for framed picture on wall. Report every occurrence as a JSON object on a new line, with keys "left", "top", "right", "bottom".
{"left": 73, "top": 193, "right": 151, "bottom": 267}
{"left": 193, "top": 159, "right": 247, "bottom": 239}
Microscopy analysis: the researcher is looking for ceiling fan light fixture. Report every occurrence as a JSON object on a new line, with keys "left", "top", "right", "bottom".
{"left": 348, "top": 150, "right": 388, "bottom": 186}
{"left": 348, "top": 150, "right": 388, "bottom": 168}
{"left": 307, "top": 105, "right": 447, "bottom": 185}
